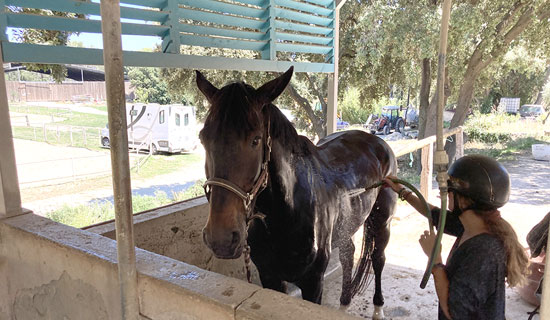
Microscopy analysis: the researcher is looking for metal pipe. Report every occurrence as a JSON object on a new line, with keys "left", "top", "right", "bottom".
{"left": 431, "top": 0, "right": 452, "bottom": 289}
{"left": 99, "top": 1, "right": 139, "bottom": 319}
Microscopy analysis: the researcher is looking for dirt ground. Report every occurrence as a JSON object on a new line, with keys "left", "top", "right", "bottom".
{"left": 319, "top": 154, "right": 549, "bottom": 319}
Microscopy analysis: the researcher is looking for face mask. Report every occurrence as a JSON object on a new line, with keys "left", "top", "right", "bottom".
{"left": 449, "top": 190, "right": 464, "bottom": 217}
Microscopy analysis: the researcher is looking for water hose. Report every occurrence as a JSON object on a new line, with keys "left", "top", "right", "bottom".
{"left": 366, "top": 177, "right": 447, "bottom": 289}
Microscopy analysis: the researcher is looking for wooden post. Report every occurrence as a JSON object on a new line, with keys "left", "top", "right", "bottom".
{"left": 70, "top": 126, "right": 73, "bottom": 146}
{"left": 420, "top": 143, "right": 433, "bottom": 200}
{"left": 43, "top": 124, "right": 47, "bottom": 142}
{"left": 0, "top": 44, "right": 23, "bottom": 218}
{"left": 99, "top": 0, "right": 139, "bottom": 319}
{"left": 455, "top": 127, "right": 463, "bottom": 159}
{"left": 83, "top": 128, "right": 87, "bottom": 146}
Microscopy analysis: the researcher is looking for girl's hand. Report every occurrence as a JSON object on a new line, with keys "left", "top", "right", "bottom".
{"left": 383, "top": 175, "right": 404, "bottom": 193}
{"left": 419, "top": 230, "right": 439, "bottom": 257}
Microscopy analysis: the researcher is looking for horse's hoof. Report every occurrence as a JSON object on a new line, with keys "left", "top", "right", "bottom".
{"left": 339, "top": 304, "right": 350, "bottom": 311}
{"left": 372, "top": 305, "right": 385, "bottom": 320}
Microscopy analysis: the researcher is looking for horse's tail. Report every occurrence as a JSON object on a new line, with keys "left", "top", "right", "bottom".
{"left": 349, "top": 218, "right": 375, "bottom": 299}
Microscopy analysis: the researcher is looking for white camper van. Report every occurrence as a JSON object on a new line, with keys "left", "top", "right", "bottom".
{"left": 101, "top": 103, "right": 198, "bottom": 154}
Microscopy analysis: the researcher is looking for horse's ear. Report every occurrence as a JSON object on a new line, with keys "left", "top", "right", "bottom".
{"left": 257, "top": 66, "right": 294, "bottom": 103}
{"left": 196, "top": 70, "right": 219, "bottom": 103}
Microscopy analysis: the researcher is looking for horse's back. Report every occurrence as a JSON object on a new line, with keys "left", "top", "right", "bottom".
{"left": 316, "top": 130, "right": 396, "bottom": 179}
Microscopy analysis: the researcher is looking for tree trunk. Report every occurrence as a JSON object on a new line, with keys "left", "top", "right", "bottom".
{"left": 418, "top": 58, "right": 432, "bottom": 140}
{"left": 287, "top": 84, "right": 326, "bottom": 138}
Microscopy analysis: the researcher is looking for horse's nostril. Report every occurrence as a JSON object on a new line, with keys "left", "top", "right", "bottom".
{"left": 231, "top": 231, "right": 240, "bottom": 246}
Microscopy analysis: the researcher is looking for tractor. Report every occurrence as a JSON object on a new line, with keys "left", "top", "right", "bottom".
{"left": 369, "top": 105, "right": 405, "bottom": 135}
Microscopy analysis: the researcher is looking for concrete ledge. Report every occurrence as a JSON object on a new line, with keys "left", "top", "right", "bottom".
{"left": 1, "top": 209, "right": 356, "bottom": 319}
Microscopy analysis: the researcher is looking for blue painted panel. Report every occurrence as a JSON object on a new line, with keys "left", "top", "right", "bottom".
{"left": 121, "top": 0, "right": 167, "bottom": 9}
{"left": 180, "top": 0, "right": 266, "bottom": 19}
{"left": 274, "top": 0, "right": 332, "bottom": 16}
{"left": 180, "top": 34, "right": 267, "bottom": 51}
{"left": 1, "top": 42, "right": 334, "bottom": 72}
{"left": 180, "top": 24, "right": 266, "bottom": 41}
{"left": 274, "top": 7, "right": 332, "bottom": 26}
{"left": 276, "top": 42, "right": 331, "bottom": 55}
{"left": 180, "top": 8, "right": 266, "bottom": 30}
{"left": 8, "top": 0, "right": 169, "bottom": 22}
{"left": 276, "top": 31, "right": 332, "bottom": 45}
{"left": 6, "top": 13, "right": 169, "bottom": 36}
{"left": 274, "top": 20, "right": 332, "bottom": 35}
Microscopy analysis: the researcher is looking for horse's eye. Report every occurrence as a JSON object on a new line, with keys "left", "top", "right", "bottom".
{"left": 252, "top": 136, "right": 261, "bottom": 147}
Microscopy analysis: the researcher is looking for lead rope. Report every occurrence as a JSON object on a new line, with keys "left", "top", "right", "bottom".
{"left": 243, "top": 212, "right": 267, "bottom": 283}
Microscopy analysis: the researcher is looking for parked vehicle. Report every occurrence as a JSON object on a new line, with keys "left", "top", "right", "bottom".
{"left": 369, "top": 105, "right": 405, "bottom": 135}
{"left": 499, "top": 97, "right": 521, "bottom": 114}
{"left": 337, "top": 118, "right": 350, "bottom": 130}
{"left": 519, "top": 104, "right": 544, "bottom": 118}
{"left": 101, "top": 103, "right": 198, "bottom": 154}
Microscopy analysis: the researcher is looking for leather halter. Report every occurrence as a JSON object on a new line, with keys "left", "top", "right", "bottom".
{"left": 203, "top": 115, "right": 271, "bottom": 220}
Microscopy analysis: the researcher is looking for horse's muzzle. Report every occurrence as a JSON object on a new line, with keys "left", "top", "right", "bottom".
{"left": 202, "top": 228, "right": 244, "bottom": 259}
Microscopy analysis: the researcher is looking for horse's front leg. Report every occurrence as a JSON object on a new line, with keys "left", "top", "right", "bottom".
{"left": 296, "top": 250, "right": 329, "bottom": 304}
{"left": 248, "top": 220, "right": 287, "bottom": 293}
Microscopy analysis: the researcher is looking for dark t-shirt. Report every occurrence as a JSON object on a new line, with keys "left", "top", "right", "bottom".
{"left": 432, "top": 209, "right": 506, "bottom": 320}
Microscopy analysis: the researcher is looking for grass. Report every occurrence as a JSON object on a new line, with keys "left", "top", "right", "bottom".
{"left": 131, "top": 153, "right": 203, "bottom": 179}
{"left": 10, "top": 103, "right": 107, "bottom": 128}
{"left": 46, "top": 181, "right": 206, "bottom": 228}
{"left": 12, "top": 126, "right": 104, "bottom": 150}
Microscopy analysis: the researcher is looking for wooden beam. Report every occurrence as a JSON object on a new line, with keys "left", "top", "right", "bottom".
{"left": 0, "top": 43, "right": 23, "bottom": 218}
{"left": 99, "top": 0, "right": 139, "bottom": 318}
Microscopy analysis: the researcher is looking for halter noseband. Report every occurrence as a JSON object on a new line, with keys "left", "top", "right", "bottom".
{"left": 203, "top": 115, "right": 271, "bottom": 220}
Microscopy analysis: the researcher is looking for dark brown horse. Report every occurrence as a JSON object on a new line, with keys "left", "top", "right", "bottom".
{"left": 197, "top": 67, "right": 397, "bottom": 319}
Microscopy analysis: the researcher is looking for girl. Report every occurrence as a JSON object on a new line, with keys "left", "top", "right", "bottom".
{"left": 385, "top": 154, "right": 528, "bottom": 319}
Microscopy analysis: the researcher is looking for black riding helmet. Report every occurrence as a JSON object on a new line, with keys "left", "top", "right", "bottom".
{"left": 447, "top": 154, "right": 510, "bottom": 210}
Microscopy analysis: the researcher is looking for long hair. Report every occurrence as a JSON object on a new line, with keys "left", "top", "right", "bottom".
{"left": 458, "top": 194, "right": 529, "bottom": 287}
{"left": 477, "top": 210, "right": 529, "bottom": 287}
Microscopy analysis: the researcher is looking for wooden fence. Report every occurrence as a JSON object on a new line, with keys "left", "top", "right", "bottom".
{"left": 6, "top": 81, "right": 133, "bottom": 102}
{"left": 389, "top": 126, "right": 464, "bottom": 199}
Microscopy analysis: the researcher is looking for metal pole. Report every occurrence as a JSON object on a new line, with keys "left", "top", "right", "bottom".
{"left": 326, "top": 1, "right": 345, "bottom": 136}
{"left": 99, "top": 1, "right": 139, "bottom": 319}
{"left": 434, "top": 0, "right": 452, "bottom": 190}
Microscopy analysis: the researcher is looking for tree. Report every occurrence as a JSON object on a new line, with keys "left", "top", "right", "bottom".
{"left": 445, "top": 0, "right": 550, "bottom": 159}
{"left": 127, "top": 67, "right": 172, "bottom": 105}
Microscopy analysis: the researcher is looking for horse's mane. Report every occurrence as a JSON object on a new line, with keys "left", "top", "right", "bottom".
{"left": 202, "top": 81, "right": 304, "bottom": 152}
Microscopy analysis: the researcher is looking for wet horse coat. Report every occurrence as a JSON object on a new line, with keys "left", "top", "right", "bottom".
{"left": 197, "top": 68, "right": 397, "bottom": 314}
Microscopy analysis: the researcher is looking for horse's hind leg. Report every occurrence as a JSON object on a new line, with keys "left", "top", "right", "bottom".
{"left": 338, "top": 237, "right": 355, "bottom": 306}
{"left": 368, "top": 188, "right": 396, "bottom": 319}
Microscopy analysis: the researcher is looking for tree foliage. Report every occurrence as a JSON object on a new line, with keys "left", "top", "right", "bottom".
{"left": 127, "top": 67, "right": 172, "bottom": 105}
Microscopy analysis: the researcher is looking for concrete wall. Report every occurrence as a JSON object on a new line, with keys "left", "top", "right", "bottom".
{"left": 85, "top": 196, "right": 261, "bottom": 284}
{"left": 0, "top": 199, "right": 356, "bottom": 319}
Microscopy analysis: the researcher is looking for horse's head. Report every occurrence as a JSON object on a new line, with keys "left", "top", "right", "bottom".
{"left": 196, "top": 67, "right": 293, "bottom": 259}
